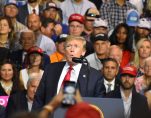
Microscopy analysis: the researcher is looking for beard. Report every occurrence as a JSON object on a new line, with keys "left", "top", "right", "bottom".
{"left": 121, "top": 81, "right": 134, "bottom": 90}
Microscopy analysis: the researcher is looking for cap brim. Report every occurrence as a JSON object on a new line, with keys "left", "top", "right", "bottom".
{"left": 86, "top": 16, "right": 95, "bottom": 21}
{"left": 137, "top": 26, "right": 151, "bottom": 30}
{"left": 121, "top": 71, "right": 136, "bottom": 77}
{"left": 126, "top": 22, "right": 138, "bottom": 27}
{"left": 69, "top": 20, "right": 84, "bottom": 24}
{"left": 28, "top": 51, "right": 43, "bottom": 55}
{"left": 44, "top": 7, "right": 58, "bottom": 11}
{"left": 5, "top": 3, "right": 18, "bottom": 8}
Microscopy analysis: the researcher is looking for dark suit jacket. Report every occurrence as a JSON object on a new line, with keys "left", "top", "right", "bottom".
{"left": 17, "top": 4, "right": 43, "bottom": 25}
{"left": 5, "top": 91, "right": 28, "bottom": 118}
{"left": 32, "top": 62, "right": 102, "bottom": 110}
{"left": 0, "top": 105, "right": 5, "bottom": 118}
{"left": 106, "top": 87, "right": 150, "bottom": 118}
{"left": 9, "top": 50, "right": 50, "bottom": 70}
{"left": 99, "top": 77, "right": 120, "bottom": 97}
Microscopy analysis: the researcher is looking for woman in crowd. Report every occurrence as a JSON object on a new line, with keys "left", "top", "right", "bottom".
{"left": 0, "top": 60, "right": 21, "bottom": 96}
{"left": 0, "top": 16, "right": 14, "bottom": 49}
{"left": 135, "top": 57, "right": 151, "bottom": 112}
{"left": 109, "top": 23, "right": 134, "bottom": 68}
{"left": 19, "top": 46, "right": 44, "bottom": 90}
{"left": 135, "top": 57, "right": 151, "bottom": 93}
{"left": 133, "top": 38, "right": 151, "bottom": 77}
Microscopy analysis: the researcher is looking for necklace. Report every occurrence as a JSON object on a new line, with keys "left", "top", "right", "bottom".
{"left": 0, "top": 81, "right": 13, "bottom": 95}
{"left": 71, "top": 0, "right": 84, "bottom": 14}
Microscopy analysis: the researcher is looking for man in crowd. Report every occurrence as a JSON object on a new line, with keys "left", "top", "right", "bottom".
{"left": 108, "top": 45, "right": 123, "bottom": 66}
{"left": 100, "top": 58, "right": 120, "bottom": 96}
{"left": 32, "top": 35, "right": 102, "bottom": 110}
{"left": 27, "top": 13, "right": 56, "bottom": 55}
{"left": 5, "top": 77, "right": 41, "bottom": 118}
{"left": 17, "top": 0, "right": 43, "bottom": 24}
{"left": 100, "top": 0, "right": 136, "bottom": 30}
{"left": 50, "top": 34, "right": 67, "bottom": 63}
{"left": 60, "top": 0, "right": 96, "bottom": 24}
{"left": 40, "top": 18, "right": 55, "bottom": 38}
{"left": 10, "top": 29, "right": 50, "bottom": 70}
{"left": 86, "top": 33, "right": 110, "bottom": 70}
{"left": 106, "top": 65, "right": 150, "bottom": 118}
{"left": 83, "top": 8, "right": 100, "bottom": 56}
{"left": 133, "top": 18, "right": 151, "bottom": 51}
{"left": 93, "top": 18, "right": 108, "bottom": 36}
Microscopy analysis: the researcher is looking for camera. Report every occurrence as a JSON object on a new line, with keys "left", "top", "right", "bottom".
{"left": 62, "top": 81, "right": 76, "bottom": 107}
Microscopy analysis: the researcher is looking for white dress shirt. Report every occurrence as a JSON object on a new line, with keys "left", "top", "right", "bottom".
{"left": 104, "top": 78, "right": 115, "bottom": 93}
{"left": 57, "top": 62, "right": 82, "bottom": 94}
{"left": 120, "top": 87, "right": 132, "bottom": 118}
{"left": 27, "top": 3, "right": 39, "bottom": 15}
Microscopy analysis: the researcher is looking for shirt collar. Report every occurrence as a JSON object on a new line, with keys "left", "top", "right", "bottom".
{"left": 65, "top": 62, "right": 82, "bottom": 70}
{"left": 120, "top": 87, "right": 132, "bottom": 102}
{"left": 104, "top": 78, "right": 115, "bottom": 85}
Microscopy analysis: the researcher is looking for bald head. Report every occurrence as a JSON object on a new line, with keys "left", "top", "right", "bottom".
{"left": 108, "top": 45, "right": 123, "bottom": 65}
{"left": 27, "top": 13, "right": 41, "bottom": 32}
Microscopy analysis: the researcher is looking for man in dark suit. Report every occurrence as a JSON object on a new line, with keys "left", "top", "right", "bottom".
{"left": 9, "top": 29, "right": 50, "bottom": 70}
{"left": 17, "top": 0, "right": 43, "bottom": 25}
{"left": 5, "top": 77, "right": 41, "bottom": 118}
{"left": 106, "top": 65, "right": 150, "bottom": 118}
{"left": 0, "top": 105, "right": 5, "bottom": 118}
{"left": 32, "top": 35, "right": 102, "bottom": 110}
{"left": 100, "top": 58, "right": 120, "bottom": 96}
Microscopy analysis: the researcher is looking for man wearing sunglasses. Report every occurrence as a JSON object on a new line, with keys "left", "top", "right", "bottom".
{"left": 82, "top": 8, "right": 100, "bottom": 56}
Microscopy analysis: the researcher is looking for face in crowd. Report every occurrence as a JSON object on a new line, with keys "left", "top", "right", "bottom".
{"left": 0, "top": 17, "right": 11, "bottom": 35}
{"left": 27, "top": 14, "right": 41, "bottom": 32}
{"left": 64, "top": 36, "right": 86, "bottom": 65}
{"left": 69, "top": 21, "right": 84, "bottom": 36}
{"left": 20, "top": 31, "right": 36, "bottom": 51}
{"left": 0, "top": 63, "right": 14, "bottom": 81}
{"left": 4, "top": 4, "right": 18, "bottom": 18}
{"left": 102, "top": 60, "right": 118, "bottom": 82}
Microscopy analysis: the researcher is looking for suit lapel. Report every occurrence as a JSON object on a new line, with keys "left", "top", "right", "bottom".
{"left": 77, "top": 65, "right": 89, "bottom": 96}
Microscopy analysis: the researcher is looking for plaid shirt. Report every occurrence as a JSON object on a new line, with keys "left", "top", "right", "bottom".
{"left": 100, "top": 0, "right": 136, "bottom": 30}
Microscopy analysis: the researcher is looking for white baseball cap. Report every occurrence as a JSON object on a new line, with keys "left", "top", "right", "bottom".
{"left": 137, "top": 18, "right": 151, "bottom": 30}
{"left": 93, "top": 18, "right": 108, "bottom": 28}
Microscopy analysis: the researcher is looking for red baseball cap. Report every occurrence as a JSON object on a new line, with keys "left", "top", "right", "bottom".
{"left": 121, "top": 66, "right": 137, "bottom": 77}
{"left": 68, "top": 13, "right": 85, "bottom": 24}
{"left": 65, "top": 102, "right": 103, "bottom": 118}
{"left": 28, "top": 46, "right": 43, "bottom": 55}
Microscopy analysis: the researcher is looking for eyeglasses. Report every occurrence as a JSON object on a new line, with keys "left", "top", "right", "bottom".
{"left": 86, "top": 13, "right": 100, "bottom": 18}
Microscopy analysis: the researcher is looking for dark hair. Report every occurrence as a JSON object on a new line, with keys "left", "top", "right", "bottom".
{"left": 109, "top": 23, "right": 133, "bottom": 52}
{"left": 0, "top": 59, "right": 21, "bottom": 93}
{"left": 0, "top": 16, "right": 14, "bottom": 40}
{"left": 41, "top": 18, "right": 56, "bottom": 28}
{"left": 27, "top": 53, "right": 44, "bottom": 69}
{"left": 102, "top": 58, "right": 119, "bottom": 69}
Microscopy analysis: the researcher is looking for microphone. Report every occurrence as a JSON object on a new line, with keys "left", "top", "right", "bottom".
{"left": 72, "top": 57, "right": 83, "bottom": 63}
{"left": 72, "top": 56, "right": 88, "bottom": 65}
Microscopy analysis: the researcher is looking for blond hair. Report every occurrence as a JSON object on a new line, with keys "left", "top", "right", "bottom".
{"left": 133, "top": 38, "right": 151, "bottom": 67}
{"left": 64, "top": 35, "right": 86, "bottom": 50}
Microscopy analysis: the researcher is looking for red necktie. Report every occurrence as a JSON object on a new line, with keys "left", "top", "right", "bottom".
{"left": 62, "top": 65, "right": 73, "bottom": 85}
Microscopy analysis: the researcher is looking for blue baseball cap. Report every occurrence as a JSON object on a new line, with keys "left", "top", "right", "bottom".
{"left": 126, "top": 9, "right": 140, "bottom": 27}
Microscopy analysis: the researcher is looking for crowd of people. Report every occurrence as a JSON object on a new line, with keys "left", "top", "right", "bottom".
{"left": 0, "top": 0, "right": 151, "bottom": 118}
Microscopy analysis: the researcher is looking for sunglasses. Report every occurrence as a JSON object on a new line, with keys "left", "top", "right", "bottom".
{"left": 86, "top": 13, "right": 100, "bottom": 18}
